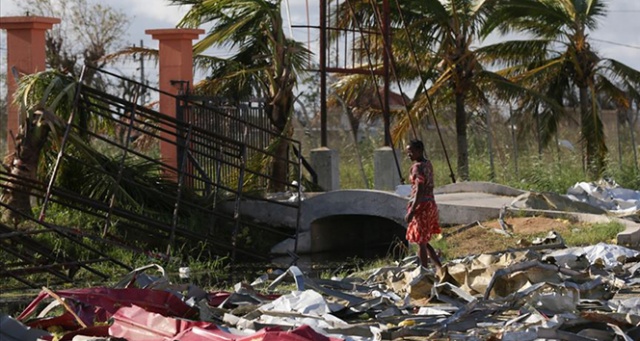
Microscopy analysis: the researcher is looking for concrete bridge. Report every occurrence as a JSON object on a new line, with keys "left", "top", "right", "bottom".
{"left": 222, "top": 182, "right": 640, "bottom": 255}
{"left": 225, "top": 182, "right": 519, "bottom": 254}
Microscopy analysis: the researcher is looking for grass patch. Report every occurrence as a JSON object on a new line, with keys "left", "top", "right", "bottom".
{"left": 563, "top": 222, "right": 626, "bottom": 246}
{"left": 435, "top": 218, "right": 625, "bottom": 261}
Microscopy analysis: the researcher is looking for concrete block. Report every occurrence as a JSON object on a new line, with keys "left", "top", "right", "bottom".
{"left": 310, "top": 147, "right": 339, "bottom": 191}
{"left": 374, "top": 146, "right": 402, "bottom": 191}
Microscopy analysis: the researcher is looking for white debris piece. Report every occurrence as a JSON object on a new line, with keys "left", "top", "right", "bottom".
{"left": 582, "top": 243, "right": 640, "bottom": 269}
{"left": 545, "top": 243, "right": 639, "bottom": 270}
{"left": 608, "top": 297, "right": 640, "bottom": 315}
{"left": 260, "top": 290, "right": 331, "bottom": 315}
{"left": 566, "top": 180, "right": 640, "bottom": 215}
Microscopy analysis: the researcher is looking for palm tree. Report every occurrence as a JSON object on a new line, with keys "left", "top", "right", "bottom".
{"left": 483, "top": 0, "right": 640, "bottom": 179}
{"left": 1, "top": 71, "right": 77, "bottom": 224}
{"left": 332, "top": 0, "right": 530, "bottom": 181}
{"left": 169, "top": 0, "right": 311, "bottom": 191}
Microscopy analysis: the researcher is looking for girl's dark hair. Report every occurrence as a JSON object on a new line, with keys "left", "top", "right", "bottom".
{"left": 409, "top": 139, "right": 424, "bottom": 151}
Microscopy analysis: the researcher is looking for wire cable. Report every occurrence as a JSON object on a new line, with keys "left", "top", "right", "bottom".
{"left": 591, "top": 38, "right": 640, "bottom": 50}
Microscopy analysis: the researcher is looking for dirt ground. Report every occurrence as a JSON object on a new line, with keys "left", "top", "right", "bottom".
{"left": 440, "top": 216, "right": 596, "bottom": 260}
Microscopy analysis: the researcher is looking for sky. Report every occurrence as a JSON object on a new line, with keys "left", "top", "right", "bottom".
{"left": 1, "top": 0, "right": 640, "bottom": 87}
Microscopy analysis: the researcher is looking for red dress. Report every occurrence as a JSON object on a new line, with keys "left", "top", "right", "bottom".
{"left": 406, "top": 159, "right": 442, "bottom": 244}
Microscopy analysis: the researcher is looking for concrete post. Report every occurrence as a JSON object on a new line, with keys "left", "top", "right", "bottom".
{"left": 146, "top": 28, "right": 204, "bottom": 179}
{"left": 310, "top": 147, "right": 339, "bottom": 191}
{"left": 374, "top": 146, "right": 401, "bottom": 191}
{"left": 0, "top": 16, "right": 60, "bottom": 155}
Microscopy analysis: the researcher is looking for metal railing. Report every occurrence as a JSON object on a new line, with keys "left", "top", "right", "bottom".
{"left": 0, "top": 66, "right": 304, "bottom": 289}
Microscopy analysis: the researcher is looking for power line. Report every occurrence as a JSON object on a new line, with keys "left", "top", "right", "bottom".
{"left": 592, "top": 38, "right": 640, "bottom": 50}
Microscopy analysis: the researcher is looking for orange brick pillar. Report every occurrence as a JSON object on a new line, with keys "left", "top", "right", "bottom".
{"left": 146, "top": 28, "right": 203, "bottom": 180}
{"left": 0, "top": 16, "right": 60, "bottom": 155}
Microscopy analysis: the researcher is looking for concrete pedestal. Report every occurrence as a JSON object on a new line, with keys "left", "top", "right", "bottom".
{"left": 310, "top": 147, "right": 339, "bottom": 191}
{"left": 374, "top": 146, "right": 402, "bottom": 191}
{"left": 146, "top": 28, "right": 203, "bottom": 180}
{"left": 0, "top": 16, "right": 60, "bottom": 154}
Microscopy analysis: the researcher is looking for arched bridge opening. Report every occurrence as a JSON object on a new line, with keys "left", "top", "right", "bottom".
{"left": 309, "top": 214, "right": 407, "bottom": 257}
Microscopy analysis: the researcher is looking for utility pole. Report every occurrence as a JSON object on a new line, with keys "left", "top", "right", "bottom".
{"left": 319, "top": 0, "right": 327, "bottom": 147}
{"left": 138, "top": 39, "right": 147, "bottom": 104}
{"left": 382, "top": 0, "right": 391, "bottom": 147}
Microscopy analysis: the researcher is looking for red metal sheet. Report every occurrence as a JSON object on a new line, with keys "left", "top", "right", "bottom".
{"left": 19, "top": 288, "right": 196, "bottom": 322}
{"left": 174, "top": 325, "right": 345, "bottom": 341}
{"left": 110, "top": 305, "right": 216, "bottom": 340}
{"left": 110, "top": 306, "right": 344, "bottom": 341}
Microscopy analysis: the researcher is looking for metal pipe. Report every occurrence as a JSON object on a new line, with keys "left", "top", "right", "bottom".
{"left": 382, "top": 0, "right": 391, "bottom": 147}
{"left": 231, "top": 144, "right": 247, "bottom": 263}
{"left": 320, "top": 0, "right": 328, "bottom": 147}
{"left": 39, "top": 66, "right": 87, "bottom": 221}
{"left": 167, "top": 123, "right": 193, "bottom": 257}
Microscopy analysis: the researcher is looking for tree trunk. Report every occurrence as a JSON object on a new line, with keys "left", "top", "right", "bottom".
{"left": 1, "top": 111, "right": 50, "bottom": 225}
{"left": 455, "top": 92, "right": 469, "bottom": 181}
{"left": 267, "top": 89, "right": 294, "bottom": 193}
{"left": 270, "top": 136, "right": 290, "bottom": 193}
{"left": 578, "top": 86, "right": 606, "bottom": 179}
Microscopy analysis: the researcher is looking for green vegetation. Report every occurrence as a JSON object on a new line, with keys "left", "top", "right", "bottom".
{"left": 0, "top": 203, "right": 229, "bottom": 290}
{"left": 334, "top": 133, "right": 639, "bottom": 193}
{"left": 563, "top": 221, "right": 626, "bottom": 246}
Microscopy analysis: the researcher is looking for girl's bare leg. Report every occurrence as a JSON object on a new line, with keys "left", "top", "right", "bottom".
{"left": 425, "top": 243, "right": 442, "bottom": 271}
{"left": 418, "top": 244, "right": 429, "bottom": 267}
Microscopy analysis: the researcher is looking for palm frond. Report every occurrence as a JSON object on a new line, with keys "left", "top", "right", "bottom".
{"left": 486, "top": 0, "right": 575, "bottom": 38}
{"left": 600, "top": 59, "right": 640, "bottom": 88}
{"left": 102, "top": 47, "right": 159, "bottom": 64}
{"left": 596, "top": 75, "right": 630, "bottom": 109}
{"left": 477, "top": 39, "right": 552, "bottom": 68}
{"left": 15, "top": 71, "right": 78, "bottom": 123}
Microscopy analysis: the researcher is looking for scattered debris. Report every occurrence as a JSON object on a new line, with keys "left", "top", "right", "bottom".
{"left": 511, "top": 191, "right": 607, "bottom": 215}
{"left": 498, "top": 205, "right": 514, "bottom": 233}
{"left": 512, "top": 180, "right": 640, "bottom": 222}
{"left": 3, "top": 240, "right": 639, "bottom": 341}
{"left": 0, "top": 314, "right": 50, "bottom": 341}
{"left": 567, "top": 180, "right": 640, "bottom": 219}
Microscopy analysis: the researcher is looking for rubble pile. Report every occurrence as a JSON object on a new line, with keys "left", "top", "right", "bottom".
{"left": 2, "top": 241, "right": 639, "bottom": 341}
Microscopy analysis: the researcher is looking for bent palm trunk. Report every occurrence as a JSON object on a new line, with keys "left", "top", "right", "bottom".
{"left": 1, "top": 110, "right": 51, "bottom": 225}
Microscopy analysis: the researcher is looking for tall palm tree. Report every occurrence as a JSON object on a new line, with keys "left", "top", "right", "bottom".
{"left": 170, "top": 0, "right": 311, "bottom": 191}
{"left": 333, "top": 0, "right": 530, "bottom": 181}
{"left": 483, "top": 0, "right": 640, "bottom": 179}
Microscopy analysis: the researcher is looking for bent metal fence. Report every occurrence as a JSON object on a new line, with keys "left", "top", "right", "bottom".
{"left": 0, "top": 66, "right": 303, "bottom": 290}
